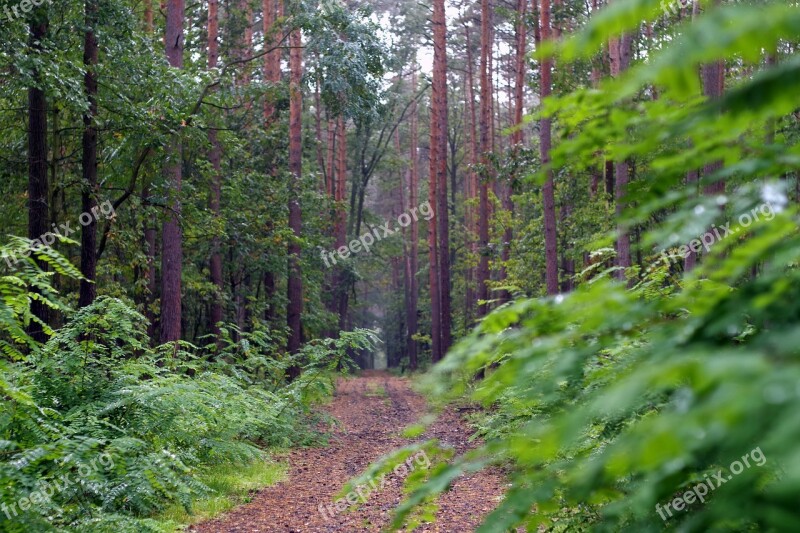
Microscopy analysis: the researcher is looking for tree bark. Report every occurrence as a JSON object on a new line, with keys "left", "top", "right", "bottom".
{"left": 79, "top": 0, "right": 99, "bottom": 308}
{"left": 477, "top": 0, "right": 494, "bottom": 316}
{"left": 498, "top": 0, "right": 527, "bottom": 304}
{"left": 432, "top": 0, "right": 451, "bottom": 357}
{"left": 428, "top": 132, "right": 441, "bottom": 362}
{"left": 406, "top": 67, "right": 420, "bottom": 370}
{"left": 28, "top": 17, "right": 50, "bottom": 343}
{"left": 262, "top": 0, "right": 282, "bottom": 323}
{"left": 286, "top": 27, "right": 304, "bottom": 374}
{"left": 539, "top": 0, "right": 559, "bottom": 295}
{"left": 263, "top": 0, "right": 281, "bottom": 122}
{"left": 701, "top": 58, "right": 725, "bottom": 196}
{"left": 464, "top": 25, "right": 479, "bottom": 324}
{"left": 208, "top": 0, "right": 224, "bottom": 336}
{"left": 335, "top": 115, "right": 349, "bottom": 331}
{"left": 141, "top": 7, "right": 157, "bottom": 339}
{"left": 159, "top": 0, "right": 185, "bottom": 343}
{"left": 144, "top": 0, "right": 153, "bottom": 32}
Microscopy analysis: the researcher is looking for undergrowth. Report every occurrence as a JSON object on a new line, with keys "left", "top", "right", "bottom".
{"left": 0, "top": 243, "right": 377, "bottom": 532}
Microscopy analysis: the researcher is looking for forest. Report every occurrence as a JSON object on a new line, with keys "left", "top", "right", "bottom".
{"left": 1, "top": 0, "right": 799, "bottom": 530}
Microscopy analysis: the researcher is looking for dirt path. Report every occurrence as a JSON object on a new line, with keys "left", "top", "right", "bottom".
{"left": 191, "top": 371, "right": 507, "bottom": 532}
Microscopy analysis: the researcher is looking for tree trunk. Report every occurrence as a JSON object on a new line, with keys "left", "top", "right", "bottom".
{"left": 28, "top": 18, "right": 50, "bottom": 343}
{"left": 286, "top": 27, "right": 304, "bottom": 373}
{"left": 159, "top": 0, "right": 185, "bottom": 344}
{"left": 406, "top": 67, "right": 420, "bottom": 370}
{"left": 463, "top": 25, "right": 479, "bottom": 324}
{"left": 539, "top": 0, "right": 559, "bottom": 295}
{"left": 263, "top": 0, "right": 281, "bottom": 121}
{"left": 141, "top": 6, "right": 157, "bottom": 339}
{"left": 432, "top": 0, "right": 451, "bottom": 357}
{"left": 498, "top": 0, "right": 527, "bottom": 304}
{"left": 477, "top": 0, "right": 494, "bottom": 316}
{"left": 335, "top": 115, "right": 349, "bottom": 331}
{"left": 608, "top": 27, "right": 632, "bottom": 282}
{"left": 262, "top": 0, "right": 281, "bottom": 324}
{"left": 79, "top": 0, "right": 99, "bottom": 308}
{"left": 208, "top": 0, "right": 224, "bottom": 337}
{"left": 701, "top": 58, "right": 725, "bottom": 196}
{"left": 428, "top": 136, "right": 441, "bottom": 362}
{"left": 144, "top": 0, "right": 153, "bottom": 32}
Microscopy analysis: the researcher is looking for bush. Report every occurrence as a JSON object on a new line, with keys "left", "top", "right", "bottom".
{"left": 0, "top": 248, "right": 376, "bottom": 531}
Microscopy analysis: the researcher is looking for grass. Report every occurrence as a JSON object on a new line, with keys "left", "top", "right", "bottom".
{"left": 154, "top": 457, "right": 288, "bottom": 530}
{"left": 365, "top": 382, "right": 388, "bottom": 398}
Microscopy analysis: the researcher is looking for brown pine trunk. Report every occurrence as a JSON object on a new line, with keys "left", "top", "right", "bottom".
{"left": 233, "top": 0, "right": 253, "bottom": 85}
{"left": 326, "top": 119, "right": 336, "bottom": 196}
{"left": 159, "top": 0, "right": 185, "bottom": 344}
{"left": 432, "top": 0, "right": 451, "bottom": 357}
{"left": 263, "top": 0, "right": 281, "bottom": 322}
{"left": 28, "top": 18, "right": 50, "bottom": 343}
{"left": 406, "top": 68, "right": 420, "bottom": 370}
{"left": 144, "top": 0, "right": 153, "bottom": 32}
{"left": 335, "top": 116, "right": 348, "bottom": 331}
{"left": 688, "top": 2, "right": 724, "bottom": 271}
{"left": 539, "top": 0, "right": 559, "bottom": 295}
{"left": 608, "top": 30, "right": 632, "bottom": 282}
{"left": 589, "top": 0, "right": 602, "bottom": 200}
{"left": 286, "top": 27, "right": 304, "bottom": 372}
{"left": 141, "top": 7, "right": 157, "bottom": 339}
{"left": 262, "top": 0, "right": 281, "bottom": 122}
{"left": 464, "top": 25, "right": 479, "bottom": 324}
{"left": 313, "top": 67, "right": 326, "bottom": 195}
{"left": 477, "top": 0, "right": 494, "bottom": 317}
{"left": 79, "top": 0, "right": 99, "bottom": 308}
{"left": 208, "top": 0, "right": 224, "bottom": 336}
{"left": 701, "top": 58, "right": 724, "bottom": 196}
{"left": 428, "top": 139, "right": 441, "bottom": 362}
{"left": 498, "top": 0, "right": 527, "bottom": 304}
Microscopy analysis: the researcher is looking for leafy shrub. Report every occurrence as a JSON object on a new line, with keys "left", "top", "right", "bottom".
{"left": 0, "top": 244, "right": 377, "bottom": 531}
{"left": 393, "top": 2, "right": 800, "bottom": 531}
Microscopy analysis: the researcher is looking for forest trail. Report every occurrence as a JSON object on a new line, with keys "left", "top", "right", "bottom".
{"left": 191, "top": 371, "right": 507, "bottom": 532}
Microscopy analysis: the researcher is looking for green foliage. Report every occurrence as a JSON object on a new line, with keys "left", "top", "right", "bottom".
{"left": 0, "top": 237, "right": 81, "bottom": 358}
{"left": 387, "top": 1, "right": 800, "bottom": 531}
{"left": 0, "top": 257, "right": 377, "bottom": 530}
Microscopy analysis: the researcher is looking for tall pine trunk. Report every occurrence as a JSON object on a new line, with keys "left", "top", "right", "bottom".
{"left": 406, "top": 67, "right": 420, "bottom": 370}
{"left": 160, "top": 0, "right": 185, "bottom": 343}
{"left": 539, "top": 0, "right": 559, "bottom": 295}
{"left": 499, "top": 0, "right": 527, "bottom": 304}
{"left": 335, "top": 116, "right": 349, "bottom": 331}
{"left": 141, "top": 7, "right": 156, "bottom": 339}
{"left": 208, "top": 0, "right": 224, "bottom": 336}
{"left": 262, "top": 0, "right": 281, "bottom": 322}
{"left": 28, "top": 17, "right": 50, "bottom": 343}
{"left": 477, "top": 0, "right": 494, "bottom": 316}
{"left": 463, "top": 26, "right": 479, "bottom": 324}
{"left": 609, "top": 30, "right": 632, "bottom": 281}
{"left": 428, "top": 133, "right": 441, "bottom": 362}
{"left": 286, "top": 26, "right": 304, "bottom": 372}
{"left": 79, "top": 0, "right": 99, "bottom": 308}
{"left": 432, "top": 0, "right": 451, "bottom": 357}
